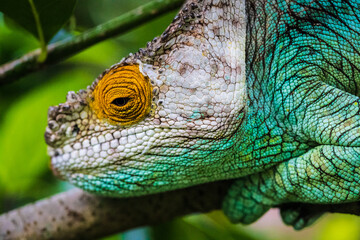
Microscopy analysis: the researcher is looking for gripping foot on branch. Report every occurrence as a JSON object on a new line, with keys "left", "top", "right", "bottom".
{"left": 223, "top": 145, "right": 360, "bottom": 229}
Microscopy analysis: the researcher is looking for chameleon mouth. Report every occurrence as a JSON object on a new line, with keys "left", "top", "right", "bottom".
{"left": 49, "top": 157, "right": 66, "bottom": 181}
{"left": 48, "top": 143, "right": 129, "bottom": 181}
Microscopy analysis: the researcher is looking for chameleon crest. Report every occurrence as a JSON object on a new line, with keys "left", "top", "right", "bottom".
{"left": 46, "top": 0, "right": 360, "bottom": 230}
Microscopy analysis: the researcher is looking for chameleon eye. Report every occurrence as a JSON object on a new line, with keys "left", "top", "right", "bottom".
{"left": 91, "top": 65, "right": 152, "bottom": 125}
{"left": 111, "top": 97, "right": 130, "bottom": 107}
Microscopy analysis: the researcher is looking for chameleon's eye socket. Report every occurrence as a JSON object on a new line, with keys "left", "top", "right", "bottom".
{"left": 92, "top": 65, "right": 152, "bottom": 125}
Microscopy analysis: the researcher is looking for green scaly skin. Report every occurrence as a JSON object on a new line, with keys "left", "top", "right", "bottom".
{"left": 45, "top": 0, "right": 360, "bottom": 230}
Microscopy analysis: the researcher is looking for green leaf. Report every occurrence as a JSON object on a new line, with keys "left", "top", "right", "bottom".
{"left": 0, "top": 0, "right": 76, "bottom": 43}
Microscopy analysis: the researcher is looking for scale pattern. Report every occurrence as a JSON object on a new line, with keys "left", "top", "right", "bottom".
{"left": 45, "top": 0, "right": 360, "bottom": 229}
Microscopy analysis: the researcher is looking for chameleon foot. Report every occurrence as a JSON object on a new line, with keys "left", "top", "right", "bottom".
{"left": 280, "top": 204, "right": 323, "bottom": 230}
{"left": 223, "top": 145, "right": 360, "bottom": 227}
{"left": 222, "top": 176, "right": 274, "bottom": 224}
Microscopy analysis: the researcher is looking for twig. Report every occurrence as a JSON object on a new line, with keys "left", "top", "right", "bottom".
{"left": 0, "top": 0, "right": 185, "bottom": 85}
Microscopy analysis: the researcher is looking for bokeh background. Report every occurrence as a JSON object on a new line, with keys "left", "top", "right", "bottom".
{"left": 0, "top": 1, "right": 359, "bottom": 239}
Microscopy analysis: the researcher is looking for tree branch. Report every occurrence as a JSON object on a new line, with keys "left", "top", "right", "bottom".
{"left": 1, "top": 180, "right": 360, "bottom": 240}
{"left": 0, "top": 181, "right": 232, "bottom": 240}
{"left": 0, "top": 0, "right": 185, "bottom": 85}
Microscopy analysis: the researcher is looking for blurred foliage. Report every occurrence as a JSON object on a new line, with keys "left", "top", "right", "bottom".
{"left": 152, "top": 211, "right": 262, "bottom": 240}
{"left": 0, "top": 0, "right": 76, "bottom": 43}
{"left": 0, "top": 0, "right": 76, "bottom": 61}
{"left": 1, "top": 1, "right": 360, "bottom": 240}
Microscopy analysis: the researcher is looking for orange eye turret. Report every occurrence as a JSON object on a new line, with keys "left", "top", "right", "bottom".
{"left": 91, "top": 65, "right": 152, "bottom": 125}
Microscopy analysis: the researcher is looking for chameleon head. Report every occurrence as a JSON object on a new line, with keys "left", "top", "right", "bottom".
{"left": 46, "top": 48, "right": 246, "bottom": 196}
{"left": 45, "top": 0, "right": 246, "bottom": 197}
{"left": 46, "top": 57, "right": 245, "bottom": 197}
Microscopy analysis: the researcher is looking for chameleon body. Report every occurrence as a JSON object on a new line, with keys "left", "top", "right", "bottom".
{"left": 45, "top": 0, "right": 360, "bottom": 229}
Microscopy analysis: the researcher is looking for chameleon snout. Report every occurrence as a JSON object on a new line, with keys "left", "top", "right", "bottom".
{"left": 45, "top": 91, "right": 89, "bottom": 148}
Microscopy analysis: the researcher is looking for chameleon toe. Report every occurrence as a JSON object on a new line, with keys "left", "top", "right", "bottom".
{"left": 280, "top": 205, "right": 324, "bottom": 230}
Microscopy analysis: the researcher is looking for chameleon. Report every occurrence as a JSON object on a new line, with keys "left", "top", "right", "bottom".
{"left": 45, "top": 0, "right": 360, "bottom": 230}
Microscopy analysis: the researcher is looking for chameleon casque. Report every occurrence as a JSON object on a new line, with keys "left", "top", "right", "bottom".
{"left": 45, "top": 0, "right": 360, "bottom": 230}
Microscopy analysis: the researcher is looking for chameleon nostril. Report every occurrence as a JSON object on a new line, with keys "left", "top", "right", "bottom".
{"left": 72, "top": 124, "right": 80, "bottom": 135}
